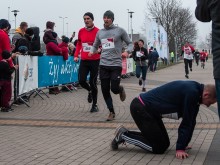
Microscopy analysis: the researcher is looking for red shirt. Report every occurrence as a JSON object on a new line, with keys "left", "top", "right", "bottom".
{"left": 74, "top": 26, "right": 100, "bottom": 60}
{"left": 0, "top": 29, "right": 14, "bottom": 68}
{"left": 200, "top": 52, "right": 206, "bottom": 60}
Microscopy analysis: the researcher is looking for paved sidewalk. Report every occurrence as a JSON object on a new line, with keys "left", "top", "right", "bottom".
{"left": 0, "top": 60, "right": 219, "bottom": 165}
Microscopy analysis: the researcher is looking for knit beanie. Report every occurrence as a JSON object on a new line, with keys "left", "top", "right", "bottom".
{"left": 103, "top": 10, "right": 114, "bottom": 22}
{"left": 0, "top": 19, "right": 10, "bottom": 29}
{"left": 84, "top": 12, "right": 94, "bottom": 21}
{"left": 25, "top": 28, "right": 34, "bottom": 36}
{"left": 46, "top": 21, "right": 55, "bottom": 29}
{"left": 2, "top": 50, "right": 11, "bottom": 59}
{"left": 62, "top": 37, "right": 70, "bottom": 43}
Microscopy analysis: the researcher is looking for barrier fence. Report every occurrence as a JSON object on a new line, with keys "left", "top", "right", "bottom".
{"left": 14, "top": 55, "right": 136, "bottom": 107}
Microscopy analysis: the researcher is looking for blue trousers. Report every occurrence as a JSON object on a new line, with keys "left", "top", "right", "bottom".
{"left": 215, "top": 79, "right": 220, "bottom": 118}
{"left": 136, "top": 66, "right": 147, "bottom": 80}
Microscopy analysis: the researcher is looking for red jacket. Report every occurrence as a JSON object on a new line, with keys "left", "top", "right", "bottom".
{"left": 0, "top": 30, "right": 14, "bottom": 68}
{"left": 46, "top": 42, "right": 62, "bottom": 56}
{"left": 58, "top": 42, "right": 68, "bottom": 60}
{"left": 74, "top": 26, "right": 100, "bottom": 60}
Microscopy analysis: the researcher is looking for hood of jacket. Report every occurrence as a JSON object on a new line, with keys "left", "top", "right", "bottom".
{"left": 15, "top": 27, "right": 24, "bottom": 35}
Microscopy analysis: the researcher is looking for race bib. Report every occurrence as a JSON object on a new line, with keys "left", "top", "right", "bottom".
{"left": 82, "top": 43, "right": 92, "bottom": 52}
{"left": 101, "top": 38, "right": 115, "bottom": 50}
{"left": 136, "top": 51, "right": 143, "bottom": 57}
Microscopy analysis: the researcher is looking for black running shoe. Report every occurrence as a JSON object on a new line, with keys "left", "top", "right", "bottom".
{"left": 139, "top": 79, "right": 142, "bottom": 86}
{"left": 119, "top": 85, "right": 126, "bottom": 102}
{"left": 90, "top": 105, "right": 99, "bottom": 113}
{"left": 111, "top": 125, "right": 128, "bottom": 150}
{"left": 87, "top": 92, "right": 92, "bottom": 103}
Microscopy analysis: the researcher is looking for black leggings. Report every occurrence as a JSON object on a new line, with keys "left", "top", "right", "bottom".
{"left": 184, "top": 59, "right": 192, "bottom": 75}
{"left": 99, "top": 66, "right": 122, "bottom": 111}
{"left": 122, "top": 98, "right": 170, "bottom": 154}
{"left": 78, "top": 60, "right": 99, "bottom": 105}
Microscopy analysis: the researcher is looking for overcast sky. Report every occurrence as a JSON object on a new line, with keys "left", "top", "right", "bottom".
{"left": 1, "top": 0, "right": 211, "bottom": 44}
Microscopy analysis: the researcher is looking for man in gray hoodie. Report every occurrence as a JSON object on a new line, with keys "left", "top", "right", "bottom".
{"left": 89, "top": 10, "right": 133, "bottom": 121}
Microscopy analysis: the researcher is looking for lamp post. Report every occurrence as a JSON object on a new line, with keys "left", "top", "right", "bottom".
{"left": 11, "top": 10, "right": 19, "bottom": 29}
{"left": 127, "top": 9, "right": 130, "bottom": 35}
{"left": 128, "top": 11, "right": 134, "bottom": 41}
{"left": 66, "top": 22, "right": 68, "bottom": 37}
{"left": 8, "top": 7, "right": 10, "bottom": 22}
{"left": 59, "top": 16, "right": 67, "bottom": 36}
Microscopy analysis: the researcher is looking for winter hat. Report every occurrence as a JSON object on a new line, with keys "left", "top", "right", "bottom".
{"left": 103, "top": 10, "right": 114, "bottom": 22}
{"left": 25, "top": 28, "right": 34, "bottom": 36}
{"left": 84, "top": 12, "right": 94, "bottom": 21}
{"left": 0, "top": 19, "right": 10, "bottom": 29}
{"left": 62, "top": 37, "right": 70, "bottom": 43}
{"left": 2, "top": 50, "right": 11, "bottom": 59}
{"left": 46, "top": 21, "right": 55, "bottom": 29}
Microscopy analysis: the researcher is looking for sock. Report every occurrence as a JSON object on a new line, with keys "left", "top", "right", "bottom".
{"left": 109, "top": 108, "right": 115, "bottom": 114}
{"left": 142, "top": 80, "right": 146, "bottom": 88}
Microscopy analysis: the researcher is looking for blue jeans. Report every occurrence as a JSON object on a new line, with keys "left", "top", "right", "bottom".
{"left": 136, "top": 66, "right": 147, "bottom": 80}
{"left": 215, "top": 79, "right": 220, "bottom": 118}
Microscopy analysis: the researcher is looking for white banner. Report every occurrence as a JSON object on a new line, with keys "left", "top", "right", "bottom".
{"left": 144, "top": 18, "right": 168, "bottom": 58}
{"left": 126, "top": 58, "right": 134, "bottom": 73}
{"left": 18, "top": 56, "right": 38, "bottom": 95}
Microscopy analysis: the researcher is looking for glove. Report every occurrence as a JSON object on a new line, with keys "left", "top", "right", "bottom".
{"left": 176, "top": 150, "right": 189, "bottom": 159}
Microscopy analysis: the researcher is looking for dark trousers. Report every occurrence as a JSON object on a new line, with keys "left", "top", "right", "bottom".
{"left": 150, "top": 61, "right": 157, "bottom": 72}
{"left": 0, "top": 80, "right": 12, "bottom": 108}
{"left": 122, "top": 98, "right": 170, "bottom": 154}
{"left": 184, "top": 59, "right": 192, "bottom": 75}
{"left": 136, "top": 66, "right": 147, "bottom": 80}
{"left": 215, "top": 79, "right": 220, "bottom": 118}
{"left": 78, "top": 60, "right": 100, "bottom": 106}
{"left": 99, "top": 65, "right": 122, "bottom": 111}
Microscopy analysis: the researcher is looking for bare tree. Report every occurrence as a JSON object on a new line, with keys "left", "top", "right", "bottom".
{"left": 145, "top": 0, "right": 197, "bottom": 54}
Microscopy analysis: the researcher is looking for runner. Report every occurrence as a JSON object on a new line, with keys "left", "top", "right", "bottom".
{"left": 89, "top": 10, "right": 133, "bottom": 121}
{"left": 200, "top": 49, "right": 206, "bottom": 69}
{"left": 181, "top": 42, "right": 195, "bottom": 79}
{"left": 132, "top": 39, "right": 148, "bottom": 92}
{"left": 111, "top": 81, "right": 216, "bottom": 159}
{"left": 74, "top": 12, "right": 100, "bottom": 112}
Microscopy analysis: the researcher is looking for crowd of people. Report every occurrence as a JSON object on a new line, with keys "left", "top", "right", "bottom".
{"left": 0, "top": 8, "right": 218, "bottom": 160}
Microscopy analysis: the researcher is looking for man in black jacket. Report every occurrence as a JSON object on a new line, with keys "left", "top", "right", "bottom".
{"left": 111, "top": 81, "right": 216, "bottom": 159}
{"left": 195, "top": 0, "right": 220, "bottom": 118}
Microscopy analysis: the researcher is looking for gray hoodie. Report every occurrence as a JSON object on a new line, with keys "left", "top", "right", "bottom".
{"left": 91, "top": 24, "right": 132, "bottom": 67}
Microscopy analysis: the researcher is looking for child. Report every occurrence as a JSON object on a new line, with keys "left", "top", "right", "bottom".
{"left": 0, "top": 50, "right": 18, "bottom": 112}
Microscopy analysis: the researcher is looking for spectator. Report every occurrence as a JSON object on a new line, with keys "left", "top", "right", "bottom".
{"left": 0, "top": 19, "right": 15, "bottom": 68}
{"left": 148, "top": 46, "right": 154, "bottom": 71}
{"left": 45, "top": 31, "right": 62, "bottom": 95}
{"left": 195, "top": 0, "right": 220, "bottom": 118}
{"left": 12, "top": 22, "right": 28, "bottom": 46}
{"left": 151, "top": 48, "right": 159, "bottom": 72}
{"left": 170, "top": 51, "right": 174, "bottom": 63}
{"left": 58, "top": 36, "right": 69, "bottom": 60}
{"left": 0, "top": 50, "right": 18, "bottom": 112}
{"left": 43, "top": 21, "right": 56, "bottom": 45}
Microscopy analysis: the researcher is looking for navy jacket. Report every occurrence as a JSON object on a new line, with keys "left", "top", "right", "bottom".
{"left": 140, "top": 81, "right": 203, "bottom": 150}
{"left": 195, "top": 0, "right": 220, "bottom": 78}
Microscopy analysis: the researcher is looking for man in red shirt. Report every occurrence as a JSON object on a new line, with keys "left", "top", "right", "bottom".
{"left": 74, "top": 12, "right": 100, "bottom": 113}
{"left": 200, "top": 49, "right": 206, "bottom": 69}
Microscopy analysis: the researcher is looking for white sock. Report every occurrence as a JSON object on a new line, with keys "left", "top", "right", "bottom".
{"left": 142, "top": 80, "right": 146, "bottom": 88}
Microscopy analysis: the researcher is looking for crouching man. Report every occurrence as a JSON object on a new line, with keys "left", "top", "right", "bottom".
{"left": 111, "top": 80, "right": 216, "bottom": 159}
